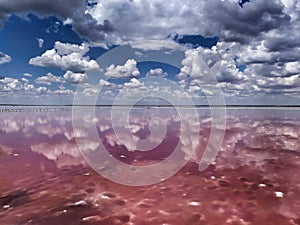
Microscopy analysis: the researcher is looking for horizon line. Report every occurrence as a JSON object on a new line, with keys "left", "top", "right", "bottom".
{"left": 1, "top": 104, "right": 300, "bottom": 107}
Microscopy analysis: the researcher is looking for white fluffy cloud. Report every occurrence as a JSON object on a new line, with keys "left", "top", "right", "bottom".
{"left": 63, "top": 70, "right": 88, "bottom": 84}
{"left": 258, "top": 75, "right": 300, "bottom": 88}
{"left": 54, "top": 41, "right": 89, "bottom": 55}
{"left": 244, "top": 62, "right": 300, "bottom": 92}
{"left": 23, "top": 73, "right": 33, "bottom": 77}
{"left": 35, "top": 73, "right": 64, "bottom": 85}
{"left": 174, "top": 43, "right": 259, "bottom": 99}
{"left": 0, "top": 77, "right": 23, "bottom": 91}
{"left": 0, "top": 51, "right": 11, "bottom": 65}
{"left": 36, "top": 86, "right": 49, "bottom": 94}
{"left": 0, "top": 77, "right": 34, "bottom": 92}
{"left": 123, "top": 78, "right": 143, "bottom": 88}
{"left": 0, "top": 75, "right": 78, "bottom": 103}
{"left": 285, "top": 61, "right": 300, "bottom": 75}
{"left": 99, "top": 79, "right": 111, "bottom": 86}
{"left": 37, "top": 38, "right": 44, "bottom": 48}
{"left": 179, "top": 43, "right": 247, "bottom": 85}
{"left": 29, "top": 41, "right": 100, "bottom": 73}
{"left": 146, "top": 68, "right": 168, "bottom": 77}
{"left": 105, "top": 59, "right": 140, "bottom": 78}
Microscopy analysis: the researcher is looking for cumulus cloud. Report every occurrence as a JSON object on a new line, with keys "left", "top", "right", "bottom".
{"left": 99, "top": 79, "right": 111, "bottom": 86}
{"left": 0, "top": 51, "right": 11, "bottom": 65}
{"left": 256, "top": 75, "right": 300, "bottom": 89}
{"left": 0, "top": 77, "right": 34, "bottom": 92}
{"left": 105, "top": 59, "right": 140, "bottom": 78}
{"left": 124, "top": 78, "right": 143, "bottom": 88}
{"left": 54, "top": 41, "right": 89, "bottom": 55}
{"left": 0, "top": 0, "right": 111, "bottom": 43}
{"left": 23, "top": 73, "right": 33, "bottom": 77}
{"left": 35, "top": 73, "right": 64, "bottom": 85}
{"left": 29, "top": 41, "right": 100, "bottom": 73}
{"left": 243, "top": 62, "right": 300, "bottom": 93}
{"left": 175, "top": 19, "right": 300, "bottom": 97}
{"left": 21, "top": 77, "right": 29, "bottom": 83}
{"left": 206, "top": 0, "right": 290, "bottom": 44}
{"left": 285, "top": 61, "right": 300, "bottom": 75}
{"left": 130, "top": 39, "right": 184, "bottom": 51}
{"left": 63, "top": 70, "right": 88, "bottom": 84}
{"left": 146, "top": 68, "right": 168, "bottom": 77}
{"left": 36, "top": 86, "right": 48, "bottom": 94}
{"left": 37, "top": 38, "right": 44, "bottom": 48}
{"left": 0, "top": 75, "right": 78, "bottom": 102}
{"left": 175, "top": 42, "right": 257, "bottom": 99}
{"left": 245, "top": 63, "right": 298, "bottom": 79}
{"left": 54, "top": 86, "right": 74, "bottom": 95}
{"left": 85, "top": 0, "right": 288, "bottom": 46}
{"left": 179, "top": 43, "right": 247, "bottom": 84}
{"left": 0, "top": 0, "right": 291, "bottom": 47}
{"left": 0, "top": 77, "right": 23, "bottom": 91}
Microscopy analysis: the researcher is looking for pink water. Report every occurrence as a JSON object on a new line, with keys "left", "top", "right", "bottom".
{"left": 0, "top": 107, "right": 299, "bottom": 225}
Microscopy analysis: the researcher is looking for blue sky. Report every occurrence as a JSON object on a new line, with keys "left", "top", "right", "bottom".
{"left": 0, "top": 0, "right": 300, "bottom": 105}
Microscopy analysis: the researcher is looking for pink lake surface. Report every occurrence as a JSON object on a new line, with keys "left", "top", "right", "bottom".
{"left": 0, "top": 107, "right": 300, "bottom": 225}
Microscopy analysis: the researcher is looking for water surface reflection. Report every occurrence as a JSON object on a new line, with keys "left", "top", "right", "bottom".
{"left": 0, "top": 107, "right": 299, "bottom": 224}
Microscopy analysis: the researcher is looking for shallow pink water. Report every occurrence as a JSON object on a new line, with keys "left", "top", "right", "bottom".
{"left": 0, "top": 107, "right": 299, "bottom": 225}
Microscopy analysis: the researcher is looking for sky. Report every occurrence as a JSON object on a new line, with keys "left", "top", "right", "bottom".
{"left": 0, "top": 0, "right": 300, "bottom": 105}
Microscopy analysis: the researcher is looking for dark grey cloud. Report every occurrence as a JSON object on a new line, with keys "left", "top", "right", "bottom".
{"left": 0, "top": 0, "right": 292, "bottom": 48}
{"left": 205, "top": 0, "right": 290, "bottom": 44}
{"left": 0, "top": 0, "right": 83, "bottom": 22}
{"left": 264, "top": 36, "right": 300, "bottom": 52}
{"left": 0, "top": 0, "right": 114, "bottom": 44}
